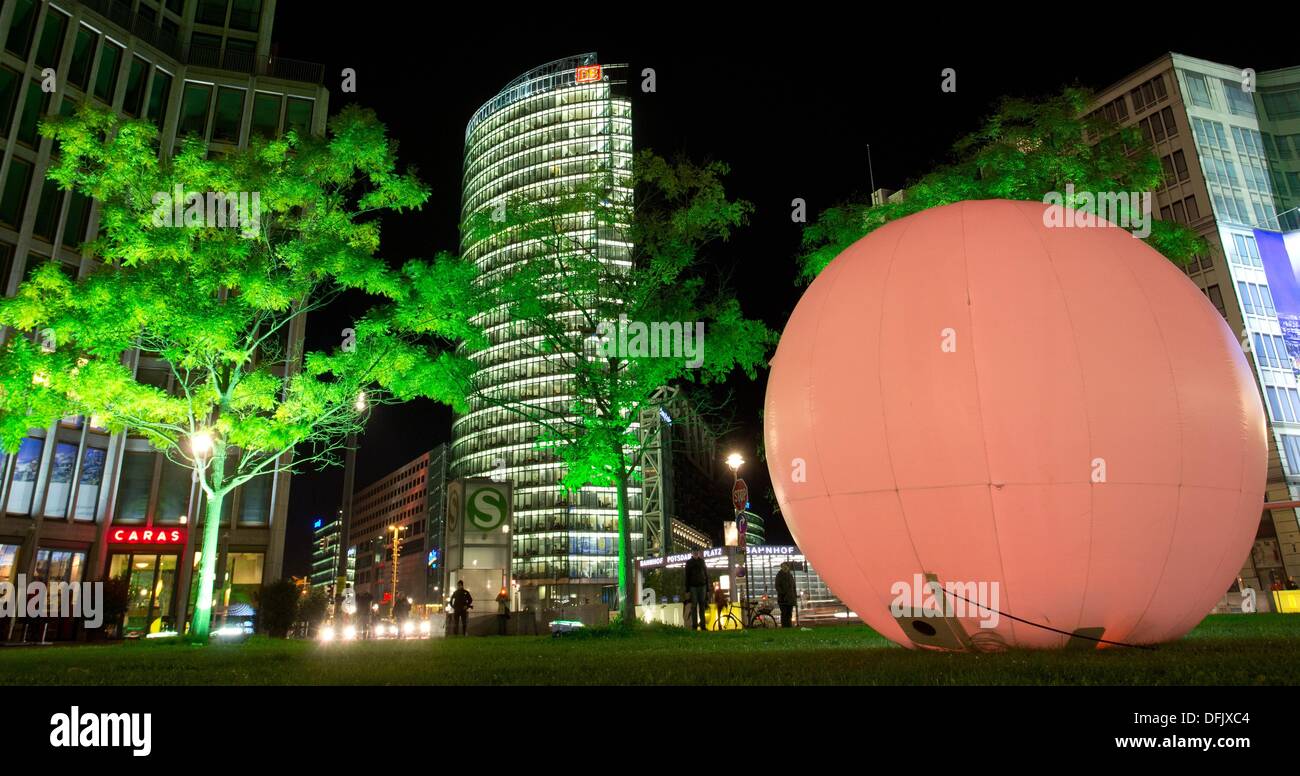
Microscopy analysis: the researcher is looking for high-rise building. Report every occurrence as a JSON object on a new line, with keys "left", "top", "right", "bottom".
{"left": 0, "top": 0, "right": 326, "bottom": 637}
{"left": 347, "top": 446, "right": 449, "bottom": 607}
{"left": 454, "top": 54, "right": 637, "bottom": 610}
{"left": 1088, "top": 53, "right": 1300, "bottom": 598}
{"left": 309, "top": 511, "right": 351, "bottom": 595}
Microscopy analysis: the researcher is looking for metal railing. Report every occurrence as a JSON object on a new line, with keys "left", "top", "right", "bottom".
{"left": 73, "top": 0, "right": 324, "bottom": 84}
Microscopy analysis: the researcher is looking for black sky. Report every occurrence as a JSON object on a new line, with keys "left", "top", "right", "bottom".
{"left": 271, "top": 6, "right": 1294, "bottom": 576}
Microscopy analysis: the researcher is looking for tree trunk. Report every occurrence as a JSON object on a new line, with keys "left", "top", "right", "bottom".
{"left": 190, "top": 454, "right": 226, "bottom": 642}
{"left": 614, "top": 467, "right": 634, "bottom": 623}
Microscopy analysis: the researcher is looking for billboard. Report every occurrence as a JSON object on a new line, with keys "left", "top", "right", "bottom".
{"left": 1255, "top": 229, "right": 1300, "bottom": 377}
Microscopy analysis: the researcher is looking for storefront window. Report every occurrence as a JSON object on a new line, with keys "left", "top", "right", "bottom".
{"left": 35, "top": 549, "right": 84, "bottom": 585}
{"left": 223, "top": 551, "right": 263, "bottom": 616}
{"left": 5, "top": 437, "right": 44, "bottom": 514}
{"left": 43, "top": 442, "right": 78, "bottom": 518}
{"left": 110, "top": 553, "right": 178, "bottom": 635}
{"left": 0, "top": 544, "right": 17, "bottom": 582}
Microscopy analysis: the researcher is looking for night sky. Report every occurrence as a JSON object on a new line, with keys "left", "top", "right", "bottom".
{"left": 272, "top": 7, "right": 1293, "bottom": 576}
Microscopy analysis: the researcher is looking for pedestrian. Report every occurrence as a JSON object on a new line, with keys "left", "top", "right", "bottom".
{"left": 1287, "top": 576, "right": 1299, "bottom": 591}
{"left": 713, "top": 582, "right": 728, "bottom": 629}
{"left": 774, "top": 561, "right": 797, "bottom": 628}
{"left": 684, "top": 551, "right": 709, "bottom": 631}
{"left": 357, "top": 591, "right": 374, "bottom": 639}
{"left": 450, "top": 580, "right": 473, "bottom": 636}
{"left": 496, "top": 586, "right": 511, "bottom": 635}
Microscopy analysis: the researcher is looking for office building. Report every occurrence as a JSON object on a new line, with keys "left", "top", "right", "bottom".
{"left": 309, "top": 511, "right": 351, "bottom": 596}
{"left": 347, "top": 445, "right": 449, "bottom": 608}
{"left": 453, "top": 53, "right": 637, "bottom": 610}
{"left": 1088, "top": 53, "right": 1300, "bottom": 597}
{"left": 0, "top": 0, "right": 326, "bottom": 637}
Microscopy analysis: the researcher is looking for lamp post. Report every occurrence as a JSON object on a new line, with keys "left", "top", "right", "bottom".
{"left": 388, "top": 524, "right": 405, "bottom": 619}
{"left": 334, "top": 391, "right": 368, "bottom": 621}
{"left": 725, "top": 452, "right": 746, "bottom": 619}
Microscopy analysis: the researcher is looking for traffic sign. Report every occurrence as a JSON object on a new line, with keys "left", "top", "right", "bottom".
{"left": 732, "top": 479, "right": 748, "bottom": 511}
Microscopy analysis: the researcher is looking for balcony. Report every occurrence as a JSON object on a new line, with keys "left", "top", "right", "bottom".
{"left": 74, "top": 0, "right": 325, "bottom": 84}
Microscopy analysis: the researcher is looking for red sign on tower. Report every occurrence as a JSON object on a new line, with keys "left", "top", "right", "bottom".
{"left": 575, "top": 64, "right": 603, "bottom": 84}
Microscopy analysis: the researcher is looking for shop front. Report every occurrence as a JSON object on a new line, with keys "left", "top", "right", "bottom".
{"left": 106, "top": 526, "right": 186, "bottom": 636}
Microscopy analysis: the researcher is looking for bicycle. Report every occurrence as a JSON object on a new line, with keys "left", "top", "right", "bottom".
{"left": 712, "top": 599, "right": 779, "bottom": 630}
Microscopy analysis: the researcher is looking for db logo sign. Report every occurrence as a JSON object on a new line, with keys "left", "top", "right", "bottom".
{"left": 575, "top": 64, "right": 602, "bottom": 84}
{"left": 467, "top": 485, "right": 508, "bottom": 531}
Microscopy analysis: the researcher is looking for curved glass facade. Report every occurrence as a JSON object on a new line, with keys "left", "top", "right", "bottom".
{"left": 455, "top": 54, "right": 639, "bottom": 607}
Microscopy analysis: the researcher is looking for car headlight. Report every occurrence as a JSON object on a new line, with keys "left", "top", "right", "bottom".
{"left": 320, "top": 625, "right": 335, "bottom": 642}
{"left": 419, "top": 620, "right": 431, "bottom": 634}
{"left": 402, "top": 621, "right": 415, "bottom": 636}
{"left": 343, "top": 625, "right": 357, "bottom": 640}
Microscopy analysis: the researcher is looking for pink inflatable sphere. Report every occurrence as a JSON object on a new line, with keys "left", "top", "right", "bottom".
{"left": 765, "top": 199, "right": 1266, "bottom": 649}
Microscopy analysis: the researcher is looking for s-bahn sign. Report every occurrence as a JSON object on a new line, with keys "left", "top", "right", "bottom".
{"left": 444, "top": 478, "right": 513, "bottom": 579}
{"left": 467, "top": 484, "right": 508, "bottom": 531}
{"left": 109, "top": 527, "right": 186, "bottom": 544}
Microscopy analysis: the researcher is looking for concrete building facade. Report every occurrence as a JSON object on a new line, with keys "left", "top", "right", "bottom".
{"left": 0, "top": 0, "right": 326, "bottom": 637}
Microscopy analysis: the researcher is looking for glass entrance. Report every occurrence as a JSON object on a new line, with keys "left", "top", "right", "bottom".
{"left": 109, "top": 553, "right": 178, "bottom": 635}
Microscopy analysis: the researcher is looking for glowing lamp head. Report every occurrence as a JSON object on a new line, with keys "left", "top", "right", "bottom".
{"left": 190, "top": 431, "right": 214, "bottom": 457}
{"left": 725, "top": 453, "right": 745, "bottom": 472}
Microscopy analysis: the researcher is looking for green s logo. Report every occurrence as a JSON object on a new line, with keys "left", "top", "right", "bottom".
{"left": 468, "top": 487, "right": 507, "bottom": 530}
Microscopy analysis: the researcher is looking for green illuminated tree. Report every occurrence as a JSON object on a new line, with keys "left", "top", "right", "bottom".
{"left": 464, "top": 151, "right": 777, "bottom": 622}
{"left": 0, "top": 105, "right": 478, "bottom": 641}
{"left": 797, "top": 87, "right": 1207, "bottom": 282}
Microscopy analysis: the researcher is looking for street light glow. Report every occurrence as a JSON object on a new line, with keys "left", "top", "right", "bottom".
{"left": 190, "top": 431, "right": 214, "bottom": 457}
{"left": 726, "top": 452, "right": 745, "bottom": 472}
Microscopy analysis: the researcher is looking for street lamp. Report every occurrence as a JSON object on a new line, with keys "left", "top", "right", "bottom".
{"left": 334, "top": 391, "right": 368, "bottom": 621}
{"left": 725, "top": 452, "right": 744, "bottom": 474}
{"left": 388, "top": 524, "right": 405, "bottom": 619}
{"left": 725, "top": 451, "right": 747, "bottom": 612}
{"left": 190, "top": 430, "right": 214, "bottom": 458}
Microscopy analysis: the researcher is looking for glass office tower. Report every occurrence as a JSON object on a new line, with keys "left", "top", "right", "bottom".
{"left": 455, "top": 53, "right": 638, "bottom": 610}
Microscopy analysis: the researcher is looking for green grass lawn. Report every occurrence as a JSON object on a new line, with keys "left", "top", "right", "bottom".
{"left": 1, "top": 614, "right": 1297, "bottom": 685}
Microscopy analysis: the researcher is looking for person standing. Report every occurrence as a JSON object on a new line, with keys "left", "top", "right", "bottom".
{"left": 774, "top": 561, "right": 797, "bottom": 628}
{"left": 684, "top": 551, "right": 709, "bottom": 631}
{"left": 495, "top": 587, "right": 511, "bottom": 636}
{"left": 712, "top": 582, "right": 729, "bottom": 629}
{"left": 450, "top": 580, "right": 473, "bottom": 636}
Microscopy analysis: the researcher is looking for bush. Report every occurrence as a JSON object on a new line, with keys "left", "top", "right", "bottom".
{"left": 259, "top": 579, "right": 300, "bottom": 638}
{"left": 297, "top": 589, "right": 329, "bottom": 635}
